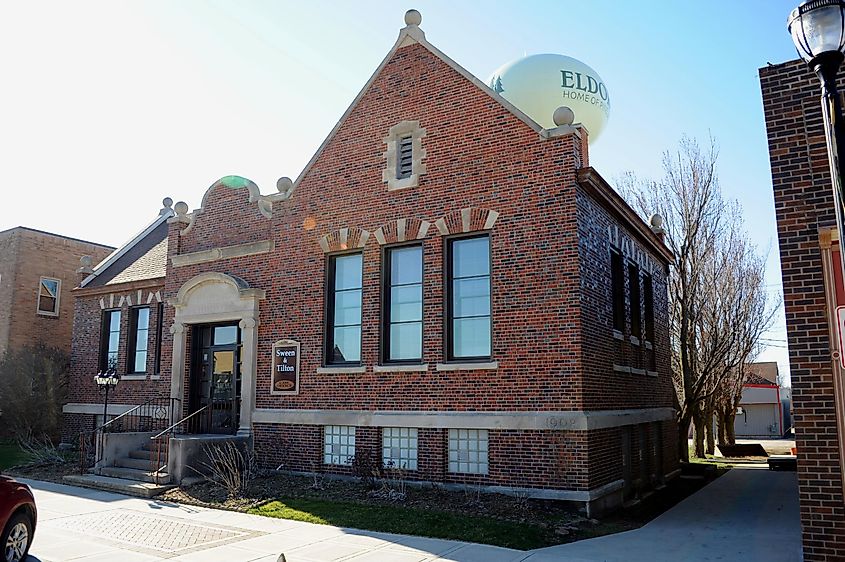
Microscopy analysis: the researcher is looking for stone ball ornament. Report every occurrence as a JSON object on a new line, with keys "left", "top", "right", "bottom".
{"left": 553, "top": 106, "right": 575, "bottom": 127}
{"left": 404, "top": 9, "right": 422, "bottom": 26}
{"left": 489, "top": 53, "right": 611, "bottom": 142}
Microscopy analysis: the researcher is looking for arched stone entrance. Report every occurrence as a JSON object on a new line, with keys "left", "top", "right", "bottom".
{"left": 169, "top": 272, "right": 265, "bottom": 436}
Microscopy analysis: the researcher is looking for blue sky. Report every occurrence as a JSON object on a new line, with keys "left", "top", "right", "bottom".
{"left": 0, "top": 1, "right": 799, "bottom": 379}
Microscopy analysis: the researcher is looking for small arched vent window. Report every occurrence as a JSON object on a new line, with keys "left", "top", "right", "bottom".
{"left": 383, "top": 120, "right": 426, "bottom": 190}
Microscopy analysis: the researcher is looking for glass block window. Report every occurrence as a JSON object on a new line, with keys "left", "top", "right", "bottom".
{"left": 448, "top": 429, "right": 489, "bottom": 474}
{"left": 326, "top": 253, "right": 363, "bottom": 364}
{"left": 384, "top": 245, "right": 423, "bottom": 362}
{"left": 382, "top": 427, "right": 418, "bottom": 471}
{"left": 37, "top": 277, "right": 61, "bottom": 315}
{"left": 447, "top": 235, "right": 491, "bottom": 360}
{"left": 324, "top": 425, "right": 356, "bottom": 465}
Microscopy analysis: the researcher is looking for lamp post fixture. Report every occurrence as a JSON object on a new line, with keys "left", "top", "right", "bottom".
{"left": 94, "top": 368, "right": 120, "bottom": 427}
{"left": 789, "top": 0, "right": 845, "bottom": 278}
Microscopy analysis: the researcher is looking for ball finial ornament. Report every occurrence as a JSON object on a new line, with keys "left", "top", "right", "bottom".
{"left": 649, "top": 213, "right": 665, "bottom": 231}
{"left": 174, "top": 201, "right": 189, "bottom": 216}
{"left": 162, "top": 197, "right": 173, "bottom": 208}
{"left": 80, "top": 255, "right": 93, "bottom": 268}
{"left": 404, "top": 9, "right": 422, "bottom": 26}
{"left": 553, "top": 106, "right": 575, "bottom": 127}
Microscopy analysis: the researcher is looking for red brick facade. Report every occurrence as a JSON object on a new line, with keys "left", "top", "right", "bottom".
{"left": 0, "top": 227, "right": 112, "bottom": 357}
{"left": 761, "top": 59, "right": 845, "bottom": 560}
{"left": 66, "top": 24, "right": 677, "bottom": 513}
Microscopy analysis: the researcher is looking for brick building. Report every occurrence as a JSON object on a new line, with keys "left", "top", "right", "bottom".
{"left": 0, "top": 226, "right": 113, "bottom": 357}
{"left": 761, "top": 59, "right": 845, "bottom": 559}
{"left": 64, "top": 13, "right": 678, "bottom": 514}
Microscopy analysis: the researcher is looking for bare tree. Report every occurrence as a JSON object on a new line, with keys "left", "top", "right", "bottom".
{"left": 620, "top": 137, "right": 775, "bottom": 461}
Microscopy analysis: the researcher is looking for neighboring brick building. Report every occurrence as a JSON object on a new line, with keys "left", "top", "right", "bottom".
{"left": 0, "top": 226, "right": 113, "bottom": 357}
{"left": 65, "top": 13, "right": 678, "bottom": 514}
{"left": 761, "top": 59, "right": 845, "bottom": 560}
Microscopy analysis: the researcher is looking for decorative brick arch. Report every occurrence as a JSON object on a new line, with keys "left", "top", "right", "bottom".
{"left": 318, "top": 227, "right": 370, "bottom": 253}
{"left": 372, "top": 218, "right": 431, "bottom": 245}
{"left": 434, "top": 208, "right": 500, "bottom": 235}
{"left": 168, "top": 272, "right": 265, "bottom": 436}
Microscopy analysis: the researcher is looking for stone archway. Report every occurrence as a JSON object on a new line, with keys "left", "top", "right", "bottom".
{"left": 169, "top": 272, "right": 265, "bottom": 436}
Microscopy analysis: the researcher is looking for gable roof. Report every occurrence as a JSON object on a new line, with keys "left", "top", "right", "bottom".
{"left": 290, "top": 17, "right": 544, "bottom": 194}
{"left": 80, "top": 207, "right": 173, "bottom": 288}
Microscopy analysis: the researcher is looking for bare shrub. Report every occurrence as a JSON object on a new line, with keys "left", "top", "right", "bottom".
{"left": 195, "top": 441, "right": 256, "bottom": 499}
{"left": 349, "top": 449, "right": 381, "bottom": 488}
{"left": 18, "top": 435, "right": 66, "bottom": 467}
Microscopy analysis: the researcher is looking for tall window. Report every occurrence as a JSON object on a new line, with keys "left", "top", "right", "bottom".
{"left": 383, "top": 245, "right": 423, "bottom": 363}
{"left": 611, "top": 250, "right": 625, "bottom": 332}
{"left": 629, "top": 263, "right": 641, "bottom": 339}
{"left": 326, "top": 253, "right": 363, "bottom": 365}
{"left": 100, "top": 310, "right": 121, "bottom": 371}
{"left": 37, "top": 277, "right": 61, "bottom": 316}
{"left": 643, "top": 274, "right": 655, "bottom": 343}
{"left": 127, "top": 307, "right": 150, "bottom": 374}
{"left": 447, "top": 235, "right": 491, "bottom": 360}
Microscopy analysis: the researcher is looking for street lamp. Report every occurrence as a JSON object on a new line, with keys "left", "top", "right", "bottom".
{"left": 789, "top": 0, "right": 845, "bottom": 280}
{"left": 94, "top": 368, "right": 120, "bottom": 428}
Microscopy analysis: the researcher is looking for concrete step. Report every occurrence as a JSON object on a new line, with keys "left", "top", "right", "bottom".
{"left": 99, "top": 466, "right": 171, "bottom": 484}
{"left": 63, "top": 474, "right": 175, "bottom": 498}
{"left": 113, "top": 456, "right": 165, "bottom": 472}
{"left": 128, "top": 449, "right": 157, "bottom": 460}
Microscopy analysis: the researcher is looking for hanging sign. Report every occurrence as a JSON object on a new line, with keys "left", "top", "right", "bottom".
{"left": 271, "top": 339, "right": 300, "bottom": 395}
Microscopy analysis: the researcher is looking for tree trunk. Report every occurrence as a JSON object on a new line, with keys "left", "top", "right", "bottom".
{"left": 678, "top": 414, "right": 691, "bottom": 463}
{"left": 692, "top": 407, "right": 706, "bottom": 458}
{"left": 725, "top": 410, "right": 737, "bottom": 445}
{"left": 704, "top": 401, "right": 716, "bottom": 455}
{"left": 716, "top": 408, "right": 728, "bottom": 447}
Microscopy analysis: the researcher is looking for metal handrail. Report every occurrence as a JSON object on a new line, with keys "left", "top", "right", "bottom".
{"left": 93, "top": 395, "right": 176, "bottom": 434}
{"left": 151, "top": 405, "right": 210, "bottom": 440}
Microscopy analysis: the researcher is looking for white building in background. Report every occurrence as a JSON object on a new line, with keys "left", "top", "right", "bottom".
{"left": 735, "top": 362, "right": 785, "bottom": 438}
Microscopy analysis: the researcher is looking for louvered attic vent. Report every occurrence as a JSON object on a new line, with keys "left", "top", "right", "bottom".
{"left": 397, "top": 135, "right": 413, "bottom": 179}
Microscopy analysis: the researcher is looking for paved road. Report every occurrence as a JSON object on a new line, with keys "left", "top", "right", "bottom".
{"left": 21, "top": 465, "right": 800, "bottom": 562}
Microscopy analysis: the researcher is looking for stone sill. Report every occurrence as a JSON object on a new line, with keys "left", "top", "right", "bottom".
{"left": 373, "top": 364, "right": 428, "bottom": 373}
{"left": 613, "top": 330, "right": 624, "bottom": 341}
{"left": 435, "top": 361, "right": 498, "bottom": 372}
{"left": 316, "top": 366, "right": 366, "bottom": 375}
{"left": 121, "top": 374, "right": 147, "bottom": 381}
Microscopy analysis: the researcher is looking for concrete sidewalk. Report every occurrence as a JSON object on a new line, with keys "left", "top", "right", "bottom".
{"left": 529, "top": 465, "right": 802, "bottom": 562}
{"left": 21, "top": 465, "right": 801, "bottom": 562}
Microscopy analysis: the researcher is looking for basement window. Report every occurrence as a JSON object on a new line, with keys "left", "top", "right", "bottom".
{"left": 324, "top": 425, "right": 356, "bottom": 466}
{"left": 382, "top": 427, "right": 418, "bottom": 471}
{"left": 448, "top": 428, "right": 489, "bottom": 475}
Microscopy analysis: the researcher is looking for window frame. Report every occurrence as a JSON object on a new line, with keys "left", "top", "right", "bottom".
{"left": 126, "top": 306, "right": 150, "bottom": 375}
{"left": 154, "top": 302, "right": 165, "bottom": 375}
{"left": 324, "top": 250, "right": 364, "bottom": 366}
{"left": 381, "top": 242, "right": 424, "bottom": 365}
{"left": 36, "top": 276, "right": 61, "bottom": 317}
{"left": 99, "top": 309, "right": 122, "bottom": 372}
{"left": 445, "top": 233, "right": 493, "bottom": 362}
{"left": 628, "top": 261, "right": 642, "bottom": 342}
{"left": 643, "top": 273, "right": 655, "bottom": 345}
{"left": 610, "top": 248, "right": 625, "bottom": 334}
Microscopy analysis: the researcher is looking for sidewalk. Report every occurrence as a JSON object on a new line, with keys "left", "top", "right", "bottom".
{"left": 22, "top": 465, "right": 801, "bottom": 562}
{"left": 528, "top": 465, "right": 801, "bottom": 562}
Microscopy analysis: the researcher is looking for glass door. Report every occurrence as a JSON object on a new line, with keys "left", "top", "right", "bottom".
{"left": 188, "top": 324, "right": 241, "bottom": 434}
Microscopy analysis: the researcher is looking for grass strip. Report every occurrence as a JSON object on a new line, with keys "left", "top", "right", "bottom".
{"left": 249, "top": 497, "right": 551, "bottom": 550}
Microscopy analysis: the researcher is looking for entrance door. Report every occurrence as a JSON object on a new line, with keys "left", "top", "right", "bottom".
{"left": 188, "top": 324, "right": 241, "bottom": 434}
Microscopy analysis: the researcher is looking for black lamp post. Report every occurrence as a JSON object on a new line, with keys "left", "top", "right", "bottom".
{"left": 789, "top": 0, "right": 845, "bottom": 279}
{"left": 94, "top": 368, "right": 120, "bottom": 427}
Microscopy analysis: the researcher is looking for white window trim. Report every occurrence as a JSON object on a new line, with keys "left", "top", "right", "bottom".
{"left": 382, "top": 120, "right": 427, "bottom": 191}
{"left": 36, "top": 276, "right": 61, "bottom": 317}
{"left": 448, "top": 428, "right": 489, "bottom": 475}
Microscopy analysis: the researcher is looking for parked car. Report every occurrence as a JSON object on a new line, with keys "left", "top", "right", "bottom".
{"left": 1, "top": 475, "right": 36, "bottom": 562}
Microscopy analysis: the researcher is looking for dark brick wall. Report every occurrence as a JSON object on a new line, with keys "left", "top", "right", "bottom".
{"left": 761, "top": 58, "right": 845, "bottom": 560}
